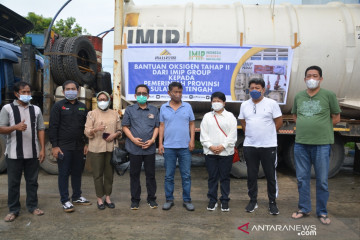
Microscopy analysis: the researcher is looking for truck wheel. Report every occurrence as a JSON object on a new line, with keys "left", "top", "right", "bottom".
{"left": 283, "top": 135, "right": 344, "bottom": 178}
{"left": 63, "top": 36, "right": 97, "bottom": 86}
{"left": 0, "top": 135, "right": 7, "bottom": 173}
{"left": 231, "top": 137, "right": 265, "bottom": 179}
{"left": 40, "top": 140, "right": 58, "bottom": 175}
{"left": 96, "top": 71, "right": 112, "bottom": 94}
{"left": 50, "top": 37, "right": 69, "bottom": 85}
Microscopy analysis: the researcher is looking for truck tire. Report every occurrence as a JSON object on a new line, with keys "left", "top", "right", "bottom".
{"left": 0, "top": 135, "right": 7, "bottom": 173}
{"left": 283, "top": 135, "right": 344, "bottom": 178}
{"left": 40, "top": 140, "right": 58, "bottom": 175}
{"left": 231, "top": 137, "right": 265, "bottom": 179}
{"left": 50, "top": 37, "right": 69, "bottom": 85}
{"left": 96, "top": 72, "right": 112, "bottom": 94}
{"left": 63, "top": 36, "right": 97, "bottom": 86}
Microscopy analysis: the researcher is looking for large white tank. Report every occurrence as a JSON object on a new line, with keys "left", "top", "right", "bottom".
{"left": 122, "top": 1, "right": 360, "bottom": 116}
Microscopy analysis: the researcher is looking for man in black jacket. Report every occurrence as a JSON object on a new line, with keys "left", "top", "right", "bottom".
{"left": 49, "top": 80, "right": 91, "bottom": 212}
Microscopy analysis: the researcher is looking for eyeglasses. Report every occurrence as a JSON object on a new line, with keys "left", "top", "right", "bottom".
{"left": 136, "top": 92, "right": 148, "bottom": 97}
{"left": 253, "top": 104, "right": 256, "bottom": 114}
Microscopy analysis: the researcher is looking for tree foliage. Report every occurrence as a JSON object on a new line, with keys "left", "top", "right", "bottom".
{"left": 25, "top": 12, "right": 89, "bottom": 37}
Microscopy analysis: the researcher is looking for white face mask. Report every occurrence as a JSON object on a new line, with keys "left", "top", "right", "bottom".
{"left": 98, "top": 101, "right": 110, "bottom": 110}
{"left": 212, "top": 102, "right": 224, "bottom": 111}
{"left": 306, "top": 79, "right": 320, "bottom": 89}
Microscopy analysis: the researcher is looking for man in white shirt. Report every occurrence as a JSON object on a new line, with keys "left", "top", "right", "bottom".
{"left": 238, "top": 78, "right": 283, "bottom": 215}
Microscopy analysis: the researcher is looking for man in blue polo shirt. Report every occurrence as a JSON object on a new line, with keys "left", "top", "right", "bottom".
{"left": 159, "top": 82, "right": 195, "bottom": 211}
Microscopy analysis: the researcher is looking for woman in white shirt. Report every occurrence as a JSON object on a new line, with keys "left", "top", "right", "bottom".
{"left": 200, "top": 91, "right": 237, "bottom": 212}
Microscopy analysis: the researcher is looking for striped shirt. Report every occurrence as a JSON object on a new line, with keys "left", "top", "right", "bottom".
{"left": 0, "top": 100, "right": 45, "bottom": 159}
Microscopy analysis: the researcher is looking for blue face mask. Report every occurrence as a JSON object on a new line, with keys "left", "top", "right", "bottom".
{"left": 19, "top": 95, "right": 32, "bottom": 104}
{"left": 250, "top": 90, "right": 262, "bottom": 100}
{"left": 64, "top": 90, "right": 78, "bottom": 100}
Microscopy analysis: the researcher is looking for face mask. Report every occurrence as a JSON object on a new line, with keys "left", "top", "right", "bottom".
{"left": 306, "top": 79, "right": 320, "bottom": 89}
{"left": 19, "top": 95, "right": 32, "bottom": 104}
{"left": 212, "top": 102, "right": 224, "bottom": 111}
{"left": 64, "top": 90, "right": 78, "bottom": 100}
{"left": 250, "top": 90, "right": 262, "bottom": 100}
{"left": 97, "top": 101, "right": 110, "bottom": 110}
{"left": 136, "top": 95, "right": 147, "bottom": 104}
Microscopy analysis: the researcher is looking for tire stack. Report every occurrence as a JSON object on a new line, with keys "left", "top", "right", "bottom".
{"left": 50, "top": 36, "right": 98, "bottom": 87}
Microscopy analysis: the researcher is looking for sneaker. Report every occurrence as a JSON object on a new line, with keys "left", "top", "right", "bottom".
{"left": 221, "top": 202, "right": 230, "bottom": 212}
{"left": 148, "top": 200, "right": 158, "bottom": 209}
{"left": 183, "top": 201, "right": 195, "bottom": 211}
{"left": 72, "top": 197, "right": 92, "bottom": 206}
{"left": 207, "top": 202, "right": 218, "bottom": 211}
{"left": 245, "top": 201, "right": 258, "bottom": 213}
{"left": 131, "top": 201, "right": 139, "bottom": 210}
{"left": 63, "top": 201, "right": 75, "bottom": 213}
{"left": 269, "top": 201, "right": 279, "bottom": 215}
{"left": 162, "top": 200, "right": 174, "bottom": 210}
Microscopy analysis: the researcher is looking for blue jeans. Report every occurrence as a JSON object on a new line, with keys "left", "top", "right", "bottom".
{"left": 164, "top": 148, "right": 192, "bottom": 202}
{"left": 294, "top": 143, "right": 331, "bottom": 216}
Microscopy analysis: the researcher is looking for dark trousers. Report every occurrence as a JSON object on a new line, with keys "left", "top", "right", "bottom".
{"left": 129, "top": 153, "right": 156, "bottom": 203}
{"left": 243, "top": 146, "right": 278, "bottom": 202}
{"left": 6, "top": 156, "right": 39, "bottom": 214}
{"left": 57, "top": 150, "right": 85, "bottom": 204}
{"left": 205, "top": 154, "right": 233, "bottom": 204}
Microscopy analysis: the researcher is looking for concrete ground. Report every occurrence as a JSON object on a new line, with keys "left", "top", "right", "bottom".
{"left": 0, "top": 160, "right": 359, "bottom": 240}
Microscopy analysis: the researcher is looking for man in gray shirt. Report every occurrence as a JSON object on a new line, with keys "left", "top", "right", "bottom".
{"left": 0, "top": 82, "right": 45, "bottom": 222}
{"left": 122, "top": 84, "right": 159, "bottom": 210}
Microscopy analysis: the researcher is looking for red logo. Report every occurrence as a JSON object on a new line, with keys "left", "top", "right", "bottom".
{"left": 238, "top": 222, "right": 250, "bottom": 234}
{"left": 62, "top": 106, "right": 66, "bottom": 110}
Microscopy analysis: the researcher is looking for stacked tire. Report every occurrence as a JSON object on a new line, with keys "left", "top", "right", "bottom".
{"left": 50, "top": 36, "right": 97, "bottom": 86}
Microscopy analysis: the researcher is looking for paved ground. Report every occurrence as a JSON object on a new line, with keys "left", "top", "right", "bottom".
{"left": 0, "top": 160, "right": 359, "bottom": 240}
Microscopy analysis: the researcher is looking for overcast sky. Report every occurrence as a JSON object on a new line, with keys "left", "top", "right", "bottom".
{"left": 1, "top": 0, "right": 302, "bottom": 74}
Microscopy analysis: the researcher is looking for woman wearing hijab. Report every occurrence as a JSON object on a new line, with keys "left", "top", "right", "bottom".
{"left": 85, "top": 91, "right": 122, "bottom": 210}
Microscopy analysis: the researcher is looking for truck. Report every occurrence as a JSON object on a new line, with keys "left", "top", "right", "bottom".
{"left": 0, "top": 1, "right": 359, "bottom": 178}
{"left": 0, "top": 4, "right": 111, "bottom": 174}
{"left": 112, "top": 0, "right": 360, "bottom": 178}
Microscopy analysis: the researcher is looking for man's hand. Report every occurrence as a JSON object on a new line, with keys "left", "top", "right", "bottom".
{"left": 210, "top": 145, "right": 225, "bottom": 155}
{"left": 15, "top": 119, "right": 27, "bottom": 131}
{"left": 38, "top": 149, "right": 45, "bottom": 163}
{"left": 142, "top": 139, "right": 154, "bottom": 149}
{"left": 132, "top": 137, "right": 144, "bottom": 147}
{"left": 84, "top": 145, "right": 88, "bottom": 155}
{"left": 189, "top": 141, "right": 195, "bottom": 152}
{"left": 52, "top": 147, "right": 63, "bottom": 158}
{"left": 158, "top": 143, "right": 164, "bottom": 155}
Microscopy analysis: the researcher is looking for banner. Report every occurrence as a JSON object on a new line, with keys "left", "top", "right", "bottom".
{"left": 123, "top": 44, "right": 293, "bottom": 104}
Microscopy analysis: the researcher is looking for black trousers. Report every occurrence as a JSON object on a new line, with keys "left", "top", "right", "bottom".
{"left": 243, "top": 146, "right": 278, "bottom": 202}
{"left": 205, "top": 154, "right": 233, "bottom": 204}
{"left": 6, "top": 156, "right": 39, "bottom": 214}
{"left": 57, "top": 150, "right": 85, "bottom": 204}
{"left": 129, "top": 153, "right": 156, "bottom": 203}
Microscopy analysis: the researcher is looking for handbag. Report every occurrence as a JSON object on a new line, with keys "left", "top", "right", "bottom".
{"left": 214, "top": 114, "right": 237, "bottom": 159}
{"left": 111, "top": 139, "right": 130, "bottom": 176}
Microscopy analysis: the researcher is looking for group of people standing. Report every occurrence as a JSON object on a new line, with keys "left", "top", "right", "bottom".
{"left": 0, "top": 66, "right": 339, "bottom": 226}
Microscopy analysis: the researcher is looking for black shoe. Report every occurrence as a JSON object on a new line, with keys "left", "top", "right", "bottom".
{"left": 245, "top": 201, "right": 258, "bottom": 213}
{"left": 269, "top": 201, "right": 279, "bottom": 215}
{"left": 97, "top": 202, "right": 105, "bottom": 210}
{"left": 207, "top": 202, "right": 218, "bottom": 211}
{"left": 104, "top": 201, "right": 115, "bottom": 209}
{"left": 131, "top": 202, "right": 139, "bottom": 210}
{"left": 148, "top": 200, "right": 158, "bottom": 209}
{"left": 221, "top": 202, "right": 230, "bottom": 212}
